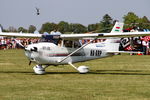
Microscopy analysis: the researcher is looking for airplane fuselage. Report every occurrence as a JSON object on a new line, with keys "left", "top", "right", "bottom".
{"left": 25, "top": 42, "right": 114, "bottom": 65}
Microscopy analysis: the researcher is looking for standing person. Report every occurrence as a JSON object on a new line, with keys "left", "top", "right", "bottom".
{"left": 1, "top": 38, "right": 6, "bottom": 50}
{"left": 142, "top": 39, "right": 149, "bottom": 55}
{"left": 50, "top": 30, "right": 57, "bottom": 35}
{"left": 0, "top": 39, "right": 1, "bottom": 49}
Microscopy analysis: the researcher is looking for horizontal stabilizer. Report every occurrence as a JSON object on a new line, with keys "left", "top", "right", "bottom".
{"left": 107, "top": 51, "right": 143, "bottom": 54}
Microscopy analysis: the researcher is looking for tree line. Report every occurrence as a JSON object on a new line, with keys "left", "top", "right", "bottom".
{"left": 1, "top": 12, "right": 150, "bottom": 34}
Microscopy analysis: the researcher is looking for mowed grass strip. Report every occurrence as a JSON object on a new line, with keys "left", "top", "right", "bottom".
{"left": 0, "top": 50, "right": 150, "bottom": 100}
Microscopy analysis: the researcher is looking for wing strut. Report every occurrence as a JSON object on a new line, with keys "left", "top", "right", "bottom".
{"left": 58, "top": 38, "right": 98, "bottom": 63}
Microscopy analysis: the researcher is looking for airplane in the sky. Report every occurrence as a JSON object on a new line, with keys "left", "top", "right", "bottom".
{"left": 0, "top": 22, "right": 150, "bottom": 75}
{"left": 36, "top": 7, "right": 40, "bottom": 15}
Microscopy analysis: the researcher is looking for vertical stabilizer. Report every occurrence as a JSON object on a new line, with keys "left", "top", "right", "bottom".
{"left": 104, "top": 22, "right": 124, "bottom": 52}
{"left": 110, "top": 22, "right": 124, "bottom": 33}
{"left": 105, "top": 22, "right": 124, "bottom": 43}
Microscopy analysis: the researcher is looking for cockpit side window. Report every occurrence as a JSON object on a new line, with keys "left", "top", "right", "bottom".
{"left": 42, "top": 46, "right": 51, "bottom": 50}
{"left": 64, "top": 40, "right": 81, "bottom": 48}
{"left": 64, "top": 40, "right": 73, "bottom": 48}
{"left": 42, "top": 46, "right": 46, "bottom": 50}
{"left": 47, "top": 47, "right": 50, "bottom": 50}
{"left": 74, "top": 41, "right": 81, "bottom": 48}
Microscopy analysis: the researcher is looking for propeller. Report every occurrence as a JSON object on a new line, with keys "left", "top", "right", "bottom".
{"left": 14, "top": 39, "right": 25, "bottom": 49}
{"left": 14, "top": 39, "right": 34, "bottom": 65}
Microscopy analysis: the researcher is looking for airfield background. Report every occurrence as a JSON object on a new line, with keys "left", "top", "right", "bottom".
{"left": 0, "top": 12, "right": 150, "bottom": 54}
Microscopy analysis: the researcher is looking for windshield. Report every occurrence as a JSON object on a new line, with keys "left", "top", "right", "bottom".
{"left": 39, "top": 35, "right": 60, "bottom": 45}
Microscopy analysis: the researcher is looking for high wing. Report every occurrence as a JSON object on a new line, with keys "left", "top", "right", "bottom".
{"left": 1, "top": 31, "right": 150, "bottom": 39}
{"left": 60, "top": 32, "right": 150, "bottom": 40}
{"left": 0, "top": 22, "right": 150, "bottom": 39}
{"left": 0, "top": 32, "right": 42, "bottom": 38}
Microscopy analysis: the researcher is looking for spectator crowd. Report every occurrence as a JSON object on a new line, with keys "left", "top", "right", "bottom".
{"left": 0, "top": 37, "right": 39, "bottom": 50}
{"left": 0, "top": 28, "right": 150, "bottom": 55}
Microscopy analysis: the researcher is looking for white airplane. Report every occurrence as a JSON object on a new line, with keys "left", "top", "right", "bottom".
{"left": 0, "top": 22, "right": 150, "bottom": 75}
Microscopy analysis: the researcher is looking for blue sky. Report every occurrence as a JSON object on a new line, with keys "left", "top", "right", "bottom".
{"left": 0, "top": 0, "right": 150, "bottom": 30}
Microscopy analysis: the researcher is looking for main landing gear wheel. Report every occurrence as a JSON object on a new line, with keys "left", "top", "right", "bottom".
{"left": 33, "top": 65, "right": 46, "bottom": 75}
{"left": 68, "top": 62, "right": 89, "bottom": 74}
{"left": 77, "top": 66, "right": 89, "bottom": 74}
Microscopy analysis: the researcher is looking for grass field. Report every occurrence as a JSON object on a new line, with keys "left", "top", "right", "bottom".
{"left": 1, "top": 49, "right": 150, "bottom": 100}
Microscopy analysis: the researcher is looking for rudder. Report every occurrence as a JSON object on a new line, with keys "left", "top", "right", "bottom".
{"left": 104, "top": 22, "right": 124, "bottom": 52}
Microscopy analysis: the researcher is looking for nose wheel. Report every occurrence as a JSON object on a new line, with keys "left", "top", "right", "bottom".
{"left": 33, "top": 65, "right": 48, "bottom": 75}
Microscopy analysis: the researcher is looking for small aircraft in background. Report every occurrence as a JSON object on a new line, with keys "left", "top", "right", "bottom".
{"left": 36, "top": 7, "right": 40, "bottom": 15}
{"left": 0, "top": 22, "right": 150, "bottom": 75}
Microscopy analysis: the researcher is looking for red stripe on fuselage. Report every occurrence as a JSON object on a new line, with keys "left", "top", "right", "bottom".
{"left": 116, "top": 27, "right": 120, "bottom": 29}
{"left": 46, "top": 53, "right": 83, "bottom": 57}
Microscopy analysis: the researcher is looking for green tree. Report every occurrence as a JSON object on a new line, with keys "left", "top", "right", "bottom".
{"left": 28, "top": 25, "right": 36, "bottom": 33}
{"left": 98, "top": 14, "right": 113, "bottom": 32}
{"left": 18, "top": 27, "right": 28, "bottom": 33}
{"left": 8, "top": 26, "right": 17, "bottom": 32}
{"left": 138, "top": 16, "right": 150, "bottom": 29}
{"left": 88, "top": 23, "right": 99, "bottom": 32}
{"left": 69, "top": 23, "right": 87, "bottom": 33}
{"left": 57, "top": 21, "right": 70, "bottom": 33}
{"left": 123, "top": 12, "right": 139, "bottom": 28}
{"left": 0, "top": 24, "right": 7, "bottom": 32}
{"left": 40, "top": 22, "right": 57, "bottom": 33}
